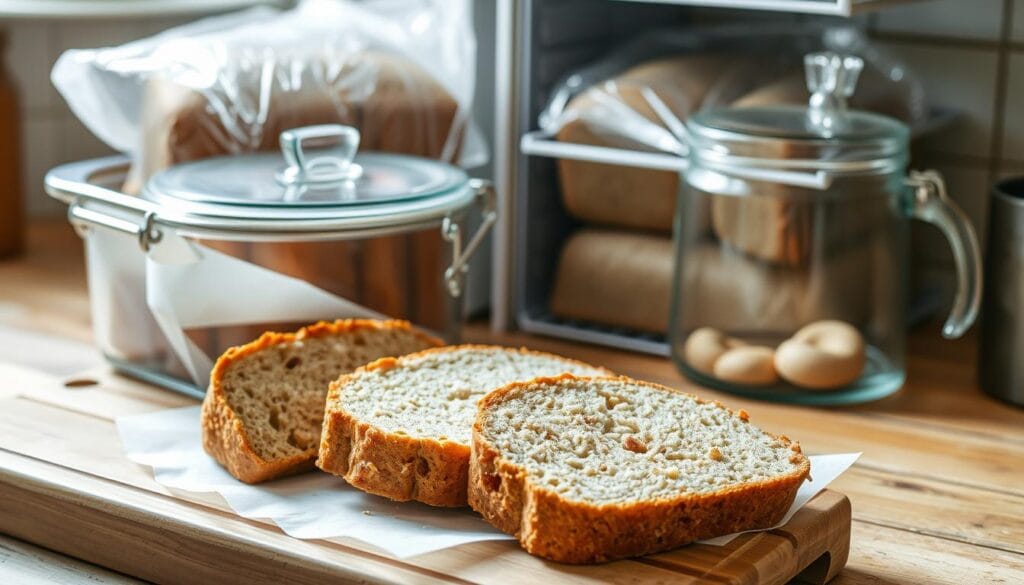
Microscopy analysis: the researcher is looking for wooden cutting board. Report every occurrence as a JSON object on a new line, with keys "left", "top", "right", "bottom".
{"left": 0, "top": 363, "right": 851, "bottom": 585}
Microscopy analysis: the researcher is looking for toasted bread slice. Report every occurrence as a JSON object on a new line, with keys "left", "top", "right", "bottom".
{"left": 316, "top": 345, "right": 610, "bottom": 506}
{"left": 469, "top": 375, "right": 810, "bottom": 564}
{"left": 201, "top": 319, "right": 441, "bottom": 483}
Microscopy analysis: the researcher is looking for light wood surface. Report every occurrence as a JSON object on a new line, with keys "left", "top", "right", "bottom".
{"left": 0, "top": 220, "right": 1022, "bottom": 584}
{"left": 0, "top": 362, "right": 850, "bottom": 585}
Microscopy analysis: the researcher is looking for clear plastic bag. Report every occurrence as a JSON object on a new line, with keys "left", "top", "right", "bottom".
{"left": 540, "top": 23, "right": 928, "bottom": 233}
{"left": 52, "top": 0, "right": 485, "bottom": 194}
{"left": 541, "top": 23, "right": 928, "bottom": 154}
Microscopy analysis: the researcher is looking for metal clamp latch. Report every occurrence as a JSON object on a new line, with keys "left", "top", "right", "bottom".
{"left": 442, "top": 179, "right": 497, "bottom": 298}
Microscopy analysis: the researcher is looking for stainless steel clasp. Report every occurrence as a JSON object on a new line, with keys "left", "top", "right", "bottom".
{"left": 442, "top": 179, "right": 497, "bottom": 298}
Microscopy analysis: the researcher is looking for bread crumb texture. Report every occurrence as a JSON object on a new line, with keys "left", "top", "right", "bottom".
{"left": 478, "top": 377, "right": 805, "bottom": 503}
{"left": 339, "top": 346, "right": 608, "bottom": 445}
{"left": 202, "top": 319, "right": 440, "bottom": 483}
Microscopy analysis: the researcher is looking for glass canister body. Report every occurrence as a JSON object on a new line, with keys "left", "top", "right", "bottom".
{"left": 45, "top": 125, "right": 497, "bottom": 397}
{"left": 671, "top": 162, "right": 910, "bottom": 405}
{"left": 669, "top": 53, "right": 981, "bottom": 405}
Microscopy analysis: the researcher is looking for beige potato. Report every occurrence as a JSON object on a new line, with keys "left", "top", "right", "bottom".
{"left": 775, "top": 320, "right": 866, "bottom": 390}
{"left": 683, "top": 327, "right": 745, "bottom": 375}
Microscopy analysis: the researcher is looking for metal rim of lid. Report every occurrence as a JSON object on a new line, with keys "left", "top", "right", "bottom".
{"left": 43, "top": 155, "right": 482, "bottom": 244}
{"left": 145, "top": 152, "right": 469, "bottom": 210}
{"left": 140, "top": 146, "right": 475, "bottom": 235}
{"left": 136, "top": 179, "right": 477, "bottom": 238}
{"left": 140, "top": 123, "right": 473, "bottom": 234}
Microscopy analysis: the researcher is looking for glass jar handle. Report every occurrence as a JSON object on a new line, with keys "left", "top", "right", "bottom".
{"left": 906, "top": 170, "right": 982, "bottom": 338}
{"left": 278, "top": 124, "right": 363, "bottom": 185}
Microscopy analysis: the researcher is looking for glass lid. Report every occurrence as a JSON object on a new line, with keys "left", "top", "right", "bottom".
{"left": 687, "top": 52, "right": 910, "bottom": 166}
{"left": 145, "top": 125, "right": 467, "bottom": 209}
{"left": 690, "top": 104, "right": 907, "bottom": 144}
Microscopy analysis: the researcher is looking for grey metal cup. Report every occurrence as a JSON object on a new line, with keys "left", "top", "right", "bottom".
{"left": 979, "top": 177, "right": 1024, "bottom": 407}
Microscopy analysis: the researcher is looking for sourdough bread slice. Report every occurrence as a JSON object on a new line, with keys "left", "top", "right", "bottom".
{"left": 469, "top": 375, "right": 810, "bottom": 564}
{"left": 201, "top": 320, "right": 441, "bottom": 484}
{"left": 316, "top": 345, "right": 610, "bottom": 506}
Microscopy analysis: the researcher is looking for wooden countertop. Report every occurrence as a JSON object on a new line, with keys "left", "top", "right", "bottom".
{"left": 0, "top": 220, "right": 1021, "bottom": 584}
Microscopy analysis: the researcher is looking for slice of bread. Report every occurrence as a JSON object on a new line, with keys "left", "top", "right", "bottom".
{"left": 469, "top": 375, "right": 810, "bottom": 564}
{"left": 316, "top": 345, "right": 610, "bottom": 507}
{"left": 201, "top": 319, "right": 441, "bottom": 484}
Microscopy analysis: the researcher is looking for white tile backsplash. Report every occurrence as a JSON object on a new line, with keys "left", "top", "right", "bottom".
{"left": 21, "top": 115, "right": 63, "bottom": 217}
{"left": 54, "top": 19, "right": 171, "bottom": 52}
{"left": 910, "top": 163, "right": 992, "bottom": 264}
{"left": 1001, "top": 52, "right": 1024, "bottom": 162}
{"left": 60, "top": 113, "right": 115, "bottom": 163}
{"left": 941, "top": 165, "right": 993, "bottom": 247}
{"left": 882, "top": 42, "right": 999, "bottom": 159}
{"left": 1013, "top": 0, "right": 1024, "bottom": 42}
{"left": 134, "top": 15, "right": 197, "bottom": 39}
{"left": 5, "top": 21, "right": 60, "bottom": 113}
{"left": 9, "top": 16, "right": 190, "bottom": 218}
{"left": 998, "top": 161, "right": 1024, "bottom": 180}
{"left": 876, "top": 0, "right": 1004, "bottom": 40}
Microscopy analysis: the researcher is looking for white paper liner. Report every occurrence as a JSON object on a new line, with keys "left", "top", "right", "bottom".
{"left": 698, "top": 452, "right": 860, "bottom": 545}
{"left": 116, "top": 406, "right": 859, "bottom": 557}
{"left": 118, "top": 406, "right": 510, "bottom": 557}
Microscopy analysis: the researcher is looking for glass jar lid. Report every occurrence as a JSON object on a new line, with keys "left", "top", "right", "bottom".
{"left": 686, "top": 52, "right": 910, "bottom": 176}
{"left": 143, "top": 124, "right": 472, "bottom": 227}
{"left": 149, "top": 152, "right": 466, "bottom": 208}
{"left": 691, "top": 105, "right": 907, "bottom": 145}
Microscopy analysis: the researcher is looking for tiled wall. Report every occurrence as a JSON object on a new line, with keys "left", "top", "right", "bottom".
{"left": 865, "top": 0, "right": 1023, "bottom": 301}
{"left": 8, "top": 16, "right": 195, "bottom": 217}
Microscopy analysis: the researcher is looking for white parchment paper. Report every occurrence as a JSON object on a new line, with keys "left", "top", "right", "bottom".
{"left": 699, "top": 451, "right": 860, "bottom": 545}
{"left": 117, "top": 406, "right": 510, "bottom": 557}
{"left": 116, "top": 406, "right": 859, "bottom": 557}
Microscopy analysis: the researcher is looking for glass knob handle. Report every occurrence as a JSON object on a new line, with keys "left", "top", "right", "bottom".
{"left": 278, "top": 124, "right": 363, "bottom": 185}
{"left": 805, "top": 52, "right": 864, "bottom": 132}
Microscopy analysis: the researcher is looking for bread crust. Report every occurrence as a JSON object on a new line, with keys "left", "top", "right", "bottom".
{"left": 316, "top": 345, "right": 612, "bottom": 507}
{"left": 201, "top": 319, "right": 442, "bottom": 484}
{"left": 468, "top": 374, "right": 811, "bottom": 564}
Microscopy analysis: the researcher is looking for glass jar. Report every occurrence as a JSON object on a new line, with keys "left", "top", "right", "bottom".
{"left": 46, "top": 125, "right": 495, "bottom": 397}
{"left": 669, "top": 53, "right": 981, "bottom": 405}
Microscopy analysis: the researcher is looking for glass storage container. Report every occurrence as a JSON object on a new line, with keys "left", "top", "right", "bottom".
{"left": 670, "top": 53, "right": 981, "bottom": 405}
{"left": 46, "top": 125, "right": 495, "bottom": 397}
